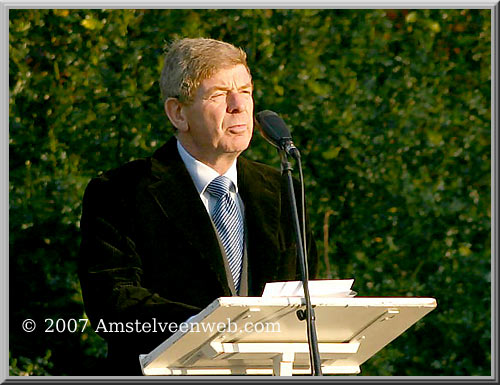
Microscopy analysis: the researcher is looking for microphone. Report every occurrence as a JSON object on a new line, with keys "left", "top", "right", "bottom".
{"left": 255, "top": 110, "right": 300, "bottom": 158}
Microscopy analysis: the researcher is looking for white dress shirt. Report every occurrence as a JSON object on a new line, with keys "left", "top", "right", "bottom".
{"left": 176, "top": 140, "right": 244, "bottom": 218}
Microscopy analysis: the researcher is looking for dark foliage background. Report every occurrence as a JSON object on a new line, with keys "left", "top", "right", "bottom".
{"left": 9, "top": 9, "right": 491, "bottom": 376}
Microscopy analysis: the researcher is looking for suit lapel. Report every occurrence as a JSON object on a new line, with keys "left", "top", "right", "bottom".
{"left": 237, "top": 157, "right": 282, "bottom": 296}
{"left": 147, "top": 137, "right": 231, "bottom": 296}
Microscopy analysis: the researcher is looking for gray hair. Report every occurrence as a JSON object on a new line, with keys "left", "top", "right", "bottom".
{"left": 160, "top": 38, "right": 250, "bottom": 104}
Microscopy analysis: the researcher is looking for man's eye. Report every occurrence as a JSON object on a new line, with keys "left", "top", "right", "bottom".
{"left": 210, "top": 92, "right": 226, "bottom": 99}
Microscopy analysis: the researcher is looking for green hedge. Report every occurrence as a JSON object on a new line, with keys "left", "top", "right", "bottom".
{"left": 9, "top": 9, "right": 491, "bottom": 375}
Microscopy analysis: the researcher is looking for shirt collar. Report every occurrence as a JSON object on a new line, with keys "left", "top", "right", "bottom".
{"left": 176, "top": 139, "right": 239, "bottom": 195}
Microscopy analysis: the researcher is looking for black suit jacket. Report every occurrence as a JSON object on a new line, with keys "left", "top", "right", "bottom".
{"left": 78, "top": 136, "right": 318, "bottom": 375}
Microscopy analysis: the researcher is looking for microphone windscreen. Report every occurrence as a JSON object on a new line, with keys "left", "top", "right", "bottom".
{"left": 255, "top": 110, "right": 292, "bottom": 148}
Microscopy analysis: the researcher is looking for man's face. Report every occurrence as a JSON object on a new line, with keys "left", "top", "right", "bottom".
{"left": 181, "top": 64, "right": 254, "bottom": 163}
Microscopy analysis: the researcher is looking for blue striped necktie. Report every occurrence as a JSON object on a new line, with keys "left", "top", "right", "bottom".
{"left": 206, "top": 176, "right": 244, "bottom": 292}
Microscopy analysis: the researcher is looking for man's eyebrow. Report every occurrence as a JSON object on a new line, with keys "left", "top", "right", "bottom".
{"left": 239, "top": 82, "right": 254, "bottom": 90}
{"left": 205, "top": 82, "right": 253, "bottom": 94}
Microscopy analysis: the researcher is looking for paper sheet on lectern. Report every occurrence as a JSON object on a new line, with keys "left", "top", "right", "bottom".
{"left": 262, "top": 279, "right": 356, "bottom": 298}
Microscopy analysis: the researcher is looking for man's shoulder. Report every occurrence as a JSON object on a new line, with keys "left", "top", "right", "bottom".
{"left": 104, "top": 157, "right": 151, "bottom": 179}
{"left": 238, "top": 156, "right": 281, "bottom": 178}
{"left": 86, "top": 157, "right": 153, "bottom": 193}
{"left": 237, "top": 156, "right": 283, "bottom": 191}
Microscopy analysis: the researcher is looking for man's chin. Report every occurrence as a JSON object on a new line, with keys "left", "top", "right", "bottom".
{"left": 222, "top": 137, "right": 252, "bottom": 153}
{"left": 222, "top": 147, "right": 249, "bottom": 156}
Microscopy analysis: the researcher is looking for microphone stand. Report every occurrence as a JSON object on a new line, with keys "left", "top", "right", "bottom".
{"left": 279, "top": 149, "right": 322, "bottom": 376}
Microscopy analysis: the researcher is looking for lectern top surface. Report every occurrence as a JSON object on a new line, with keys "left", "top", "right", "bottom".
{"left": 215, "top": 296, "right": 437, "bottom": 308}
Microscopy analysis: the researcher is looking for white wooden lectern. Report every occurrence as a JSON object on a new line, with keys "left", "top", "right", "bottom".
{"left": 139, "top": 295, "right": 436, "bottom": 376}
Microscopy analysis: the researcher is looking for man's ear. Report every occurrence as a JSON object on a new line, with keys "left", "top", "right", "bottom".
{"left": 164, "top": 98, "right": 188, "bottom": 132}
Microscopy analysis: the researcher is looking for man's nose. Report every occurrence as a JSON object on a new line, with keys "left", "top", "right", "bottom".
{"left": 227, "top": 92, "right": 247, "bottom": 113}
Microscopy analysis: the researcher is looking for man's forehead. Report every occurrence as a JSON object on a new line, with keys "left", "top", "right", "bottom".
{"left": 201, "top": 64, "right": 252, "bottom": 87}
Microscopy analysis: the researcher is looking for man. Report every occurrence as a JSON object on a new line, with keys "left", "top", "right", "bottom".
{"left": 78, "top": 38, "right": 318, "bottom": 375}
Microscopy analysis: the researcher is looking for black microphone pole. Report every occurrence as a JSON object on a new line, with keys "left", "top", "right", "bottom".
{"left": 256, "top": 110, "right": 322, "bottom": 375}
{"left": 278, "top": 146, "right": 323, "bottom": 377}
{"left": 272, "top": 149, "right": 323, "bottom": 376}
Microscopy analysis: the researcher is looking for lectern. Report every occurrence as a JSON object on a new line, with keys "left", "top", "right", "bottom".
{"left": 139, "top": 295, "right": 437, "bottom": 375}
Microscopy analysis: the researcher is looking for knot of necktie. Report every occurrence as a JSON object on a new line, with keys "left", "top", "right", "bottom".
{"left": 206, "top": 176, "right": 234, "bottom": 199}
